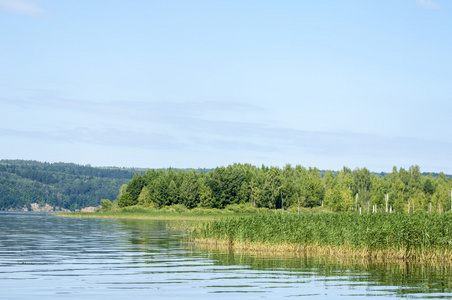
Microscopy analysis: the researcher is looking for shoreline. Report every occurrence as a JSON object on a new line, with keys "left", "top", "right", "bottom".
{"left": 52, "top": 211, "right": 226, "bottom": 221}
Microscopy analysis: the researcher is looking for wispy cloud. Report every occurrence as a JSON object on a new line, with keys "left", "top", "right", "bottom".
{"left": 0, "top": 127, "right": 184, "bottom": 150}
{"left": 417, "top": 0, "right": 439, "bottom": 9}
{"left": 6, "top": 95, "right": 451, "bottom": 157}
{"left": 32, "top": 97, "right": 263, "bottom": 117}
{"left": 17, "top": 95, "right": 264, "bottom": 127}
{"left": 2, "top": 120, "right": 451, "bottom": 172}
{"left": 4, "top": 94, "right": 452, "bottom": 172}
{"left": 0, "top": 0, "right": 45, "bottom": 15}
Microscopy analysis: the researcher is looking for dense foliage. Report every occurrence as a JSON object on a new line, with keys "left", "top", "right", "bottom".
{"left": 120, "top": 164, "right": 452, "bottom": 213}
{"left": 193, "top": 213, "right": 452, "bottom": 255}
{"left": 0, "top": 160, "right": 147, "bottom": 211}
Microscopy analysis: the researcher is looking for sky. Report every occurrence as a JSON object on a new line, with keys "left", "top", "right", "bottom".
{"left": 1, "top": 0, "right": 451, "bottom": 173}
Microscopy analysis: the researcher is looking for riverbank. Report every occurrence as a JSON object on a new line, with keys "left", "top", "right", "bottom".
{"left": 53, "top": 211, "right": 226, "bottom": 221}
{"left": 53, "top": 203, "right": 308, "bottom": 221}
{"left": 52, "top": 205, "right": 243, "bottom": 221}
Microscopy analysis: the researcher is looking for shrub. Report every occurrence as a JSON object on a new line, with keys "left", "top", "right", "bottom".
{"left": 100, "top": 199, "right": 113, "bottom": 212}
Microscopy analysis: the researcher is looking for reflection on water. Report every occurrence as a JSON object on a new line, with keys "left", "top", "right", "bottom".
{"left": 1, "top": 212, "right": 452, "bottom": 299}
{"left": 205, "top": 252, "right": 452, "bottom": 297}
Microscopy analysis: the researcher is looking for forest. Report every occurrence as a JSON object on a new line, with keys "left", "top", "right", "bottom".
{"left": 118, "top": 164, "right": 452, "bottom": 214}
{"left": 0, "top": 160, "right": 147, "bottom": 211}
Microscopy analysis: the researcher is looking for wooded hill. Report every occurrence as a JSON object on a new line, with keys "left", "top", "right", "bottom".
{"left": 0, "top": 160, "right": 148, "bottom": 211}
{"left": 118, "top": 164, "right": 452, "bottom": 213}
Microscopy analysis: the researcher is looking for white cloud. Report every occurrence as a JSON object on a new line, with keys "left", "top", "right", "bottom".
{"left": 0, "top": 0, "right": 45, "bottom": 15}
{"left": 16, "top": 96, "right": 264, "bottom": 128}
{"left": 417, "top": 0, "right": 439, "bottom": 9}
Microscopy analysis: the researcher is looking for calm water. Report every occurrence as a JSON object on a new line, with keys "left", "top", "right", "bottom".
{"left": 1, "top": 212, "right": 452, "bottom": 299}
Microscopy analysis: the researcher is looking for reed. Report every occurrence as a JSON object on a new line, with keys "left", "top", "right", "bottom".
{"left": 191, "top": 213, "right": 452, "bottom": 262}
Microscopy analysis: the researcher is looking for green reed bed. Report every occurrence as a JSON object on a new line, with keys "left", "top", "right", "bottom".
{"left": 191, "top": 213, "right": 452, "bottom": 261}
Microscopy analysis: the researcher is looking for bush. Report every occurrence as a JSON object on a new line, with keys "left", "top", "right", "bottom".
{"left": 224, "top": 203, "right": 259, "bottom": 214}
{"left": 119, "top": 205, "right": 155, "bottom": 213}
{"left": 160, "top": 204, "right": 187, "bottom": 213}
{"left": 99, "top": 199, "right": 113, "bottom": 212}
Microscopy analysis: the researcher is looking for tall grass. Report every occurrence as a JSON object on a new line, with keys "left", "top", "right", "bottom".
{"left": 192, "top": 213, "right": 452, "bottom": 261}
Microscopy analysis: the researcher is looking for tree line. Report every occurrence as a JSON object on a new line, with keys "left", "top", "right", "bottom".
{"left": 118, "top": 164, "right": 452, "bottom": 213}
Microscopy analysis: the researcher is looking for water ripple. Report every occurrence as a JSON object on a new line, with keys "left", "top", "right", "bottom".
{"left": 1, "top": 212, "right": 452, "bottom": 299}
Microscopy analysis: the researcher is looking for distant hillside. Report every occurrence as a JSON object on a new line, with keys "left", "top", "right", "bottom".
{"left": 0, "top": 160, "right": 147, "bottom": 211}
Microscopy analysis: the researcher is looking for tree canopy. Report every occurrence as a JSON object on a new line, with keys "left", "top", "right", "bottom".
{"left": 119, "top": 164, "right": 452, "bottom": 213}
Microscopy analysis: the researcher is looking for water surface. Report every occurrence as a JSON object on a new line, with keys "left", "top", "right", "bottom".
{"left": 1, "top": 212, "right": 452, "bottom": 299}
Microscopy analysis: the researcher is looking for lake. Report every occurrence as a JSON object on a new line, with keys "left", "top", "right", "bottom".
{"left": 1, "top": 212, "right": 452, "bottom": 299}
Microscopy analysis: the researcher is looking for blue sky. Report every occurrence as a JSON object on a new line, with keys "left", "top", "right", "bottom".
{"left": 1, "top": 0, "right": 451, "bottom": 173}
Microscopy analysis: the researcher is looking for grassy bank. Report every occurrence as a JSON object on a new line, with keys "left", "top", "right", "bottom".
{"left": 54, "top": 203, "right": 270, "bottom": 221}
{"left": 54, "top": 210, "right": 225, "bottom": 221}
{"left": 190, "top": 213, "right": 452, "bottom": 262}
{"left": 54, "top": 204, "right": 328, "bottom": 221}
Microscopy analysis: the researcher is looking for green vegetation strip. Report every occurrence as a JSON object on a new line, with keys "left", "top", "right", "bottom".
{"left": 53, "top": 207, "right": 231, "bottom": 221}
{"left": 191, "top": 213, "right": 452, "bottom": 261}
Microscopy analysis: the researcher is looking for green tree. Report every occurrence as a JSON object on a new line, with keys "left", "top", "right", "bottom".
{"left": 137, "top": 186, "right": 153, "bottom": 207}
{"left": 369, "top": 174, "right": 385, "bottom": 211}
{"left": 262, "top": 166, "right": 281, "bottom": 210}
{"left": 118, "top": 192, "right": 134, "bottom": 208}
{"left": 198, "top": 178, "right": 215, "bottom": 208}
{"left": 423, "top": 176, "right": 435, "bottom": 196}
{"left": 167, "top": 180, "right": 179, "bottom": 205}
{"left": 222, "top": 164, "right": 247, "bottom": 205}
{"left": 408, "top": 165, "right": 422, "bottom": 197}
{"left": 304, "top": 168, "right": 324, "bottom": 208}
{"left": 206, "top": 168, "right": 226, "bottom": 207}
{"left": 341, "top": 187, "right": 354, "bottom": 211}
{"left": 125, "top": 174, "right": 144, "bottom": 205}
{"left": 407, "top": 190, "right": 425, "bottom": 213}
{"left": 353, "top": 168, "right": 371, "bottom": 212}
{"left": 324, "top": 184, "right": 341, "bottom": 211}
{"left": 323, "top": 170, "right": 334, "bottom": 194}
{"left": 432, "top": 184, "right": 450, "bottom": 213}
{"left": 179, "top": 170, "right": 199, "bottom": 209}
{"left": 391, "top": 179, "right": 405, "bottom": 212}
